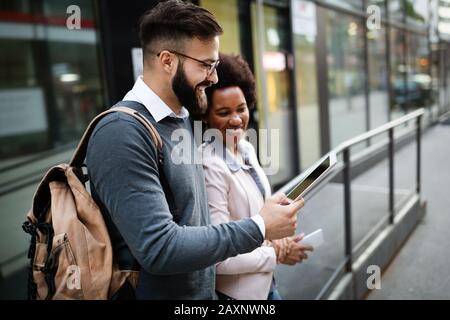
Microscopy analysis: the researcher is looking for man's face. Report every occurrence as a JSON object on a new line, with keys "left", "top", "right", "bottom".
{"left": 171, "top": 36, "right": 219, "bottom": 116}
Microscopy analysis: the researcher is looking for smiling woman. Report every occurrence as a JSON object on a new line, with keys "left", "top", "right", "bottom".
{"left": 201, "top": 54, "right": 312, "bottom": 300}
{"left": 202, "top": 54, "right": 277, "bottom": 300}
{"left": 204, "top": 54, "right": 255, "bottom": 150}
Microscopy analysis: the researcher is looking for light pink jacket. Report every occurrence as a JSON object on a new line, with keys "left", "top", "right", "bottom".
{"left": 201, "top": 140, "right": 276, "bottom": 300}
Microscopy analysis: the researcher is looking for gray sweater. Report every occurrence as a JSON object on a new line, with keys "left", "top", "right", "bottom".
{"left": 86, "top": 101, "right": 264, "bottom": 299}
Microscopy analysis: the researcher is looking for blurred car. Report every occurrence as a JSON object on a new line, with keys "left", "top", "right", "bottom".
{"left": 393, "top": 74, "right": 432, "bottom": 111}
{"left": 412, "top": 73, "right": 432, "bottom": 103}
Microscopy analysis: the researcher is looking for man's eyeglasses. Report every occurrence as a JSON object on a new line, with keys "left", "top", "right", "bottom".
{"left": 157, "top": 50, "right": 220, "bottom": 77}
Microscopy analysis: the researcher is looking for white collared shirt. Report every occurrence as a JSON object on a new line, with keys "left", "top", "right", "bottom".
{"left": 123, "top": 76, "right": 190, "bottom": 122}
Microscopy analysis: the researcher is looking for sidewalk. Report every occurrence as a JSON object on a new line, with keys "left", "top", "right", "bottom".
{"left": 367, "top": 122, "right": 450, "bottom": 299}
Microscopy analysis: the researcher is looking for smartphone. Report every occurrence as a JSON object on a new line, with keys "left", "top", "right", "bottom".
{"left": 287, "top": 152, "right": 337, "bottom": 201}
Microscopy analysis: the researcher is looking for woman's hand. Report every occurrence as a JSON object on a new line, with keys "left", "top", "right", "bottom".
{"left": 279, "top": 233, "right": 314, "bottom": 265}
{"left": 271, "top": 237, "right": 291, "bottom": 263}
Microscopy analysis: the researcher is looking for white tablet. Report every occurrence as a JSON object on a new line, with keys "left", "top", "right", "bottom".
{"left": 287, "top": 152, "right": 337, "bottom": 201}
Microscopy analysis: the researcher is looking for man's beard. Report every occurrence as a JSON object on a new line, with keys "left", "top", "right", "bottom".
{"left": 172, "top": 63, "right": 211, "bottom": 117}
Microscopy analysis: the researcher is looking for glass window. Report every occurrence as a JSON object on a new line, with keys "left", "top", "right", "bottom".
{"left": 447, "top": 47, "right": 450, "bottom": 113}
{"left": 429, "top": 43, "right": 440, "bottom": 120}
{"left": 368, "top": 0, "right": 386, "bottom": 17}
{"left": 251, "top": 3, "right": 296, "bottom": 187}
{"left": 292, "top": 0, "right": 321, "bottom": 169}
{"left": 43, "top": 0, "right": 95, "bottom": 19}
{"left": 390, "top": 27, "right": 406, "bottom": 119}
{"left": 0, "top": 40, "right": 46, "bottom": 158}
{"left": 323, "top": 0, "right": 363, "bottom": 11}
{"left": 407, "top": 33, "right": 432, "bottom": 113}
{"left": 0, "top": 0, "right": 32, "bottom": 13}
{"left": 48, "top": 41, "right": 104, "bottom": 143}
{"left": 367, "top": 26, "right": 389, "bottom": 129}
{"left": 405, "top": 0, "right": 429, "bottom": 26}
{"left": 326, "top": 11, "right": 367, "bottom": 148}
{"left": 439, "top": 46, "right": 449, "bottom": 113}
{"left": 431, "top": 43, "right": 450, "bottom": 117}
{"left": 388, "top": 0, "right": 404, "bottom": 21}
{"left": 0, "top": 0, "right": 104, "bottom": 163}
{"left": 200, "top": 0, "right": 241, "bottom": 54}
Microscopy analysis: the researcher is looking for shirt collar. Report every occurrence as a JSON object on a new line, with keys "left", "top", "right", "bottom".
{"left": 123, "top": 76, "right": 190, "bottom": 122}
{"left": 221, "top": 142, "right": 252, "bottom": 173}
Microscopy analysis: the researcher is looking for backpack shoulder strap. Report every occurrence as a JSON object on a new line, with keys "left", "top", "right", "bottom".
{"left": 70, "top": 106, "right": 163, "bottom": 168}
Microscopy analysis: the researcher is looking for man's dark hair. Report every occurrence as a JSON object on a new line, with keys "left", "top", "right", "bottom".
{"left": 205, "top": 54, "right": 257, "bottom": 111}
{"left": 139, "top": 0, "right": 222, "bottom": 60}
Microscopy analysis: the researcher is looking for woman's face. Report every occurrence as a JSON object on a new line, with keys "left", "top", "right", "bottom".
{"left": 206, "top": 86, "right": 250, "bottom": 146}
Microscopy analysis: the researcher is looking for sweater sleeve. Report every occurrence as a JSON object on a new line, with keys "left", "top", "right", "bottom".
{"left": 86, "top": 113, "right": 264, "bottom": 275}
{"left": 202, "top": 155, "right": 276, "bottom": 275}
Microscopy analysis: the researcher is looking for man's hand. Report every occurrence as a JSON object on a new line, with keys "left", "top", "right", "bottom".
{"left": 259, "top": 193, "right": 305, "bottom": 240}
{"left": 279, "top": 233, "right": 314, "bottom": 265}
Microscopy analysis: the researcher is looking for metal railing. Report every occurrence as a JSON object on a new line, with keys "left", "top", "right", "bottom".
{"left": 278, "top": 108, "right": 425, "bottom": 300}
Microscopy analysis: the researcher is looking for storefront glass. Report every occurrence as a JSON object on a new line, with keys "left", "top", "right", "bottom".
{"left": 390, "top": 27, "right": 406, "bottom": 119}
{"left": 323, "top": 0, "right": 363, "bottom": 11}
{"left": 367, "top": 26, "right": 389, "bottom": 129}
{"left": 389, "top": 0, "right": 404, "bottom": 21}
{"left": 368, "top": 0, "right": 386, "bottom": 17}
{"left": 0, "top": 0, "right": 104, "bottom": 164}
{"left": 405, "top": 0, "right": 429, "bottom": 27}
{"left": 251, "top": 2, "right": 296, "bottom": 186}
{"left": 326, "top": 10, "right": 366, "bottom": 148}
{"left": 292, "top": 0, "right": 321, "bottom": 169}
{"left": 200, "top": 0, "right": 241, "bottom": 54}
{"left": 407, "top": 33, "right": 432, "bottom": 113}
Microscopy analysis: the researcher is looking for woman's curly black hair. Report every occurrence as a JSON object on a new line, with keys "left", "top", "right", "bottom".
{"left": 205, "top": 53, "right": 257, "bottom": 112}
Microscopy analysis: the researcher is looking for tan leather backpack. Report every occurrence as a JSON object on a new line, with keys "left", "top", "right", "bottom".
{"left": 22, "top": 107, "right": 162, "bottom": 300}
